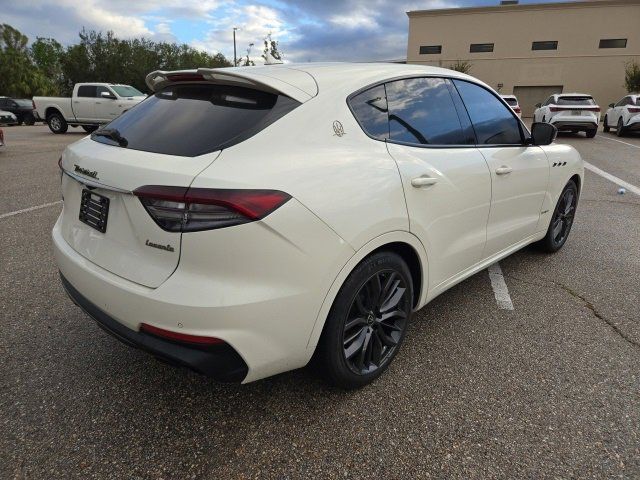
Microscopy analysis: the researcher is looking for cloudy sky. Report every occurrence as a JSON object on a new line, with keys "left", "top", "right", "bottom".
{"left": 3, "top": 0, "right": 564, "bottom": 63}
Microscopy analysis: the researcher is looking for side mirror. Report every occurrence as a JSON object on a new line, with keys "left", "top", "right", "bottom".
{"left": 100, "top": 91, "right": 116, "bottom": 100}
{"left": 609, "top": 103, "right": 615, "bottom": 108}
{"left": 530, "top": 122, "right": 557, "bottom": 146}
{"left": 535, "top": 103, "right": 542, "bottom": 108}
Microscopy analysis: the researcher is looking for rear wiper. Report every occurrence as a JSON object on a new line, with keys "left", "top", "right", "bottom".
{"left": 93, "top": 128, "right": 128, "bottom": 147}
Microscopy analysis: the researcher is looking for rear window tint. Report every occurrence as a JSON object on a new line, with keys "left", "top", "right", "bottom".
{"left": 556, "top": 96, "right": 595, "bottom": 105}
{"left": 91, "top": 84, "right": 299, "bottom": 157}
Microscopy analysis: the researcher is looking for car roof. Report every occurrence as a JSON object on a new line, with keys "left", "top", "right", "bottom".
{"left": 149, "top": 62, "right": 482, "bottom": 103}
{"left": 556, "top": 93, "right": 593, "bottom": 97}
{"left": 500, "top": 94, "right": 517, "bottom": 99}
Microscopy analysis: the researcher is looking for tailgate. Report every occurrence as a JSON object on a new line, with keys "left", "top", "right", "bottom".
{"left": 59, "top": 137, "right": 219, "bottom": 288}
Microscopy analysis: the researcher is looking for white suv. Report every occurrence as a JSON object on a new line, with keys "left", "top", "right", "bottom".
{"left": 500, "top": 95, "right": 521, "bottom": 118}
{"left": 533, "top": 93, "right": 601, "bottom": 138}
{"left": 54, "top": 64, "right": 583, "bottom": 388}
{"left": 604, "top": 94, "right": 640, "bottom": 136}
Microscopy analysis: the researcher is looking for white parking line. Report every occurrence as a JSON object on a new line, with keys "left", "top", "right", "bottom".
{"left": 0, "top": 200, "right": 62, "bottom": 220}
{"left": 583, "top": 162, "right": 640, "bottom": 196}
{"left": 488, "top": 262, "right": 514, "bottom": 310}
{"left": 597, "top": 135, "right": 640, "bottom": 149}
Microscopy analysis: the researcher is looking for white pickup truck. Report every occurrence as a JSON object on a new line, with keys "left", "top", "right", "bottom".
{"left": 34, "top": 83, "right": 146, "bottom": 134}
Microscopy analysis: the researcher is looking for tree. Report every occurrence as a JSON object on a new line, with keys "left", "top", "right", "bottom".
{"left": 624, "top": 60, "right": 640, "bottom": 93}
{"left": 262, "top": 33, "right": 282, "bottom": 63}
{"left": 448, "top": 60, "right": 472, "bottom": 74}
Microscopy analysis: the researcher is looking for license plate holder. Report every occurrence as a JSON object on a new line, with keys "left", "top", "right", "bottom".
{"left": 571, "top": 110, "right": 581, "bottom": 116}
{"left": 79, "top": 189, "right": 109, "bottom": 233}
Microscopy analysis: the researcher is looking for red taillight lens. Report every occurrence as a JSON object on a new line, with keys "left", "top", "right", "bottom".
{"left": 133, "top": 186, "right": 291, "bottom": 232}
{"left": 514, "top": 106, "right": 521, "bottom": 113}
{"left": 628, "top": 107, "right": 640, "bottom": 113}
{"left": 32, "top": 100, "right": 36, "bottom": 110}
{"left": 140, "top": 323, "right": 224, "bottom": 345}
{"left": 550, "top": 106, "right": 600, "bottom": 112}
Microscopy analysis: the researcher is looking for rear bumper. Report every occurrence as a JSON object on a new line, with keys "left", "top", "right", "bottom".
{"left": 60, "top": 273, "right": 249, "bottom": 382}
{"left": 551, "top": 120, "right": 598, "bottom": 131}
{"left": 625, "top": 118, "right": 640, "bottom": 131}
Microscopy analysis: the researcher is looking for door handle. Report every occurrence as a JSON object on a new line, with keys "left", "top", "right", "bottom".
{"left": 495, "top": 166, "right": 513, "bottom": 175}
{"left": 411, "top": 176, "right": 438, "bottom": 188}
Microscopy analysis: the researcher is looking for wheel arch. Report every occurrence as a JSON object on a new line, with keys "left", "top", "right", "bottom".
{"left": 45, "top": 106, "right": 63, "bottom": 120}
{"left": 305, "top": 231, "right": 428, "bottom": 352}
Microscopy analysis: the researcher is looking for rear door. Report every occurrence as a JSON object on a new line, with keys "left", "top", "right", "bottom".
{"left": 452, "top": 79, "right": 549, "bottom": 257}
{"left": 379, "top": 77, "right": 492, "bottom": 289}
{"left": 60, "top": 82, "right": 300, "bottom": 287}
{"left": 74, "top": 85, "right": 97, "bottom": 121}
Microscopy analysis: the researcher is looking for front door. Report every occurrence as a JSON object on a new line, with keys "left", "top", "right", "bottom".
{"left": 453, "top": 79, "right": 550, "bottom": 257}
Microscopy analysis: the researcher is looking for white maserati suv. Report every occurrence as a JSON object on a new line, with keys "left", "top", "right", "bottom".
{"left": 54, "top": 63, "right": 583, "bottom": 388}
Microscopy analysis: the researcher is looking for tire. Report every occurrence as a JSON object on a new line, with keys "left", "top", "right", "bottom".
{"left": 616, "top": 118, "right": 625, "bottom": 137}
{"left": 537, "top": 180, "right": 578, "bottom": 253}
{"left": 23, "top": 113, "right": 36, "bottom": 126}
{"left": 603, "top": 116, "right": 610, "bottom": 133}
{"left": 315, "top": 251, "right": 414, "bottom": 389}
{"left": 82, "top": 125, "right": 99, "bottom": 133}
{"left": 542, "top": 116, "right": 546, "bottom": 123}
{"left": 586, "top": 129, "right": 597, "bottom": 138}
{"left": 47, "top": 112, "right": 68, "bottom": 134}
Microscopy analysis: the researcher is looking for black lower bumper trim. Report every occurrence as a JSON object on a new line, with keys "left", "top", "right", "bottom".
{"left": 60, "top": 273, "right": 248, "bottom": 382}
{"left": 552, "top": 121, "right": 597, "bottom": 131}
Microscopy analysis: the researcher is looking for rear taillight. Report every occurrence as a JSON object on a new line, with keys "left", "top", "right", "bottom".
{"left": 514, "top": 106, "right": 521, "bottom": 113}
{"left": 133, "top": 185, "right": 291, "bottom": 232}
{"left": 32, "top": 100, "right": 36, "bottom": 110}
{"left": 550, "top": 106, "right": 600, "bottom": 112}
{"left": 629, "top": 107, "right": 640, "bottom": 113}
{"left": 140, "top": 323, "right": 224, "bottom": 345}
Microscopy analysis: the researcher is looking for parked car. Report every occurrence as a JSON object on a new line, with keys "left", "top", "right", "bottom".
{"left": 501, "top": 94, "right": 522, "bottom": 118}
{"left": 533, "top": 93, "right": 600, "bottom": 138}
{"left": 603, "top": 94, "right": 640, "bottom": 136}
{"left": 0, "top": 97, "right": 36, "bottom": 125}
{"left": 0, "top": 110, "right": 17, "bottom": 125}
{"left": 34, "top": 83, "right": 146, "bottom": 134}
{"left": 54, "top": 64, "right": 582, "bottom": 388}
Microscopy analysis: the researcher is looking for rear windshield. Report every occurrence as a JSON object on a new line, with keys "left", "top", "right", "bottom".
{"left": 14, "top": 99, "right": 33, "bottom": 107}
{"left": 503, "top": 98, "right": 518, "bottom": 106}
{"left": 91, "top": 83, "right": 299, "bottom": 157}
{"left": 556, "top": 96, "right": 595, "bottom": 106}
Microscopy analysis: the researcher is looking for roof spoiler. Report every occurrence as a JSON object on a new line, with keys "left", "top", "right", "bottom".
{"left": 145, "top": 67, "right": 317, "bottom": 103}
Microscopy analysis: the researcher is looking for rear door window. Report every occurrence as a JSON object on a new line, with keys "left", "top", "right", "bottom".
{"left": 91, "top": 83, "right": 300, "bottom": 157}
{"left": 77, "top": 86, "right": 97, "bottom": 97}
{"left": 453, "top": 79, "right": 523, "bottom": 145}
{"left": 385, "top": 77, "right": 470, "bottom": 145}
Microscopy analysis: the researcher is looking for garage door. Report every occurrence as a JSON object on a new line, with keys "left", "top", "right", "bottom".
{"left": 513, "top": 85, "right": 564, "bottom": 117}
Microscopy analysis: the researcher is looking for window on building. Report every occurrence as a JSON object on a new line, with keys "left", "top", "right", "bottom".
{"left": 385, "top": 77, "right": 469, "bottom": 145}
{"left": 419, "top": 45, "right": 442, "bottom": 55}
{"left": 452, "top": 79, "right": 522, "bottom": 145}
{"left": 470, "top": 43, "right": 494, "bottom": 53}
{"left": 532, "top": 41, "right": 558, "bottom": 51}
{"left": 599, "top": 38, "right": 627, "bottom": 49}
{"left": 349, "top": 85, "right": 389, "bottom": 140}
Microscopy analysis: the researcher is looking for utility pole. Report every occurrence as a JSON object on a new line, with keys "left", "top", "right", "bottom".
{"left": 233, "top": 27, "right": 238, "bottom": 66}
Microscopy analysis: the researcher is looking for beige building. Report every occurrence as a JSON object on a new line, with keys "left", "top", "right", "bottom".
{"left": 407, "top": 0, "right": 640, "bottom": 116}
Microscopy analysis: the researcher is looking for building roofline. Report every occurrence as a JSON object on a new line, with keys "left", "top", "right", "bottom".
{"left": 407, "top": 0, "right": 640, "bottom": 17}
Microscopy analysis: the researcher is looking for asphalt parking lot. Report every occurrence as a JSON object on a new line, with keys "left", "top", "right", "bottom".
{"left": 1, "top": 124, "right": 639, "bottom": 479}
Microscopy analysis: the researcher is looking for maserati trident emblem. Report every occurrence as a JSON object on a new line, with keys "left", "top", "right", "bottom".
{"left": 74, "top": 164, "right": 99, "bottom": 180}
{"left": 145, "top": 240, "right": 175, "bottom": 252}
{"left": 333, "top": 120, "right": 345, "bottom": 137}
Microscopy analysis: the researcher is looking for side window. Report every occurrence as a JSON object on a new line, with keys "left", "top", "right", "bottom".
{"left": 96, "top": 86, "right": 112, "bottom": 98}
{"left": 453, "top": 79, "right": 522, "bottom": 145}
{"left": 77, "top": 86, "right": 97, "bottom": 98}
{"left": 349, "top": 85, "right": 389, "bottom": 140}
{"left": 0, "top": 99, "right": 7, "bottom": 108}
{"left": 385, "top": 77, "right": 469, "bottom": 145}
{"left": 544, "top": 96, "right": 554, "bottom": 106}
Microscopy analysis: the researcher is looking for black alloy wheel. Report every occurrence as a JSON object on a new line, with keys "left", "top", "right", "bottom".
{"left": 342, "top": 270, "right": 408, "bottom": 375}
{"left": 316, "top": 252, "right": 413, "bottom": 389}
{"left": 538, "top": 181, "right": 578, "bottom": 252}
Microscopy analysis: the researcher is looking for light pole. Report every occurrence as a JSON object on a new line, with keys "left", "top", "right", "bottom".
{"left": 233, "top": 27, "right": 239, "bottom": 66}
